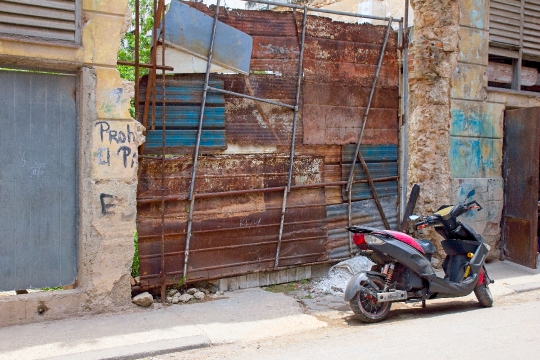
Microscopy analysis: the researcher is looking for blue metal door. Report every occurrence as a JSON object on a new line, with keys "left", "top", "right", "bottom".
{"left": 0, "top": 70, "right": 77, "bottom": 290}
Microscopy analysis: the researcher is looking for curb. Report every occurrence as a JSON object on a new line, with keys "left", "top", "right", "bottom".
{"left": 47, "top": 335, "right": 211, "bottom": 360}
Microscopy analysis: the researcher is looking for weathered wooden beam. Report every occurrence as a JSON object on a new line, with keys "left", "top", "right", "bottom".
{"left": 357, "top": 152, "right": 391, "bottom": 230}
{"left": 487, "top": 61, "right": 539, "bottom": 86}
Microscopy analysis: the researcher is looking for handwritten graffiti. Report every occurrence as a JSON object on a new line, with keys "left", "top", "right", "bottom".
{"left": 94, "top": 121, "right": 138, "bottom": 169}
{"left": 100, "top": 193, "right": 116, "bottom": 215}
{"left": 240, "top": 218, "right": 262, "bottom": 228}
{"left": 31, "top": 162, "right": 45, "bottom": 177}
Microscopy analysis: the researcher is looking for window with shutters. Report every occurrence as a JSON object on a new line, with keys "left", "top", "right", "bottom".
{"left": 0, "top": 0, "right": 80, "bottom": 45}
{"left": 489, "top": 0, "right": 540, "bottom": 92}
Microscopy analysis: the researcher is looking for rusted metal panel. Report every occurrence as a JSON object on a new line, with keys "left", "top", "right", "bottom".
{"left": 326, "top": 196, "right": 398, "bottom": 259}
{"left": 137, "top": 155, "right": 328, "bottom": 285}
{"left": 0, "top": 0, "right": 77, "bottom": 43}
{"left": 502, "top": 107, "right": 540, "bottom": 268}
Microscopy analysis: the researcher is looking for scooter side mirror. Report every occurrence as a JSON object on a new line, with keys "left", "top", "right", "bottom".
{"left": 409, "top": 215, "right": 420, "bottom": 221}
{"left": 466, "top": 189, "right": 475, "bottom": 198}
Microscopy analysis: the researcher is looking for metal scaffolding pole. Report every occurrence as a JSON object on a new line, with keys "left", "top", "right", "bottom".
{"left": 346, "top": 18, "right": 393, "bottom": 193}
{"left": 183, "top": 0, "right": 222, "bottom": 279}
{"left": 274, "top": 7, "right": 307, "bottom": 268}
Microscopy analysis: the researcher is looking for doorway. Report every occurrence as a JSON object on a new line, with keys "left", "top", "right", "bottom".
{"left": 502, "top": 107, "right": 540, "bottom": 268}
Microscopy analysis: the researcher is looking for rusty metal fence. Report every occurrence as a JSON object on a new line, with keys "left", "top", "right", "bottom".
{"left": 121, "top": 0, "right": 408, "bottom": 297}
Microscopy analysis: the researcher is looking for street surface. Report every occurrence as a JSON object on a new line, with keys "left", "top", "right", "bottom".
{"left": 143, "top": 289, "right": 540, "bottom": 360}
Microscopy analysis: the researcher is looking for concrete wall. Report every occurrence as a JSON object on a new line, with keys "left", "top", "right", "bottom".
{"left": 448, "top": 0, "right": 503, "bottom": 261}
{"left": 0, "top": 0, "right": 144, "bottom": 326}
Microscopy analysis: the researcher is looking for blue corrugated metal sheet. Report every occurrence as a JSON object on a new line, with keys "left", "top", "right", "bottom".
{"left": 145, "top": 130, "right": 227, "bottom": 148}
{"left": 326, "top": 196, "right": 399, "bottom": 259}
{"left": 142, "top": 77, "right": 226, "bottom": 151}
{"left": 159, "top": 0, "right": 253, "bottom": 75}
{"left": 341, "top": 144, "right": 398, "bottom": 201}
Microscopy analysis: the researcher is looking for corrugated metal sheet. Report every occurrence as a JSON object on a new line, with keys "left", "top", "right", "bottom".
{"left": 326, "top": 196, "right": 399, "bottom": 259}
{"left": 139, "top": 75, "right": 227, "bottom": 152}
{"left": 0, "top": 0, "right": 77, "bottom": 43}
{"left": 159, "top": 0, "right": 253, "bottom": 74}
{"left": 137, "top": 155, "right": 328, "bottom": 285}
{"left": 341, "top": 144, "right": 398, "bottom": 201}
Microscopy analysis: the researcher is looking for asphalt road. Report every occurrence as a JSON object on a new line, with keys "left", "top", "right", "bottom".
{"left": 145, "top": 289, "right": 540, "bottom": 360}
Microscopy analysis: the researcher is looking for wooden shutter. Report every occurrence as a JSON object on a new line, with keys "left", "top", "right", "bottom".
{"left": 489, "top": 0, "right": 540, "bottom": 60}
{"left": 489, "top": 0, "right": 522, "bottom": 51}
{"left": 0, "top": 0, "right": 78, "bottom": 43}
{"left": 523, "top": 1, "right": 540, "bottom": 58}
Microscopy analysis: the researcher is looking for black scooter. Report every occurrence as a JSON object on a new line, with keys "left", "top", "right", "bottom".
{"left": 344, "top": 190, "right": 494, "bottom": 323}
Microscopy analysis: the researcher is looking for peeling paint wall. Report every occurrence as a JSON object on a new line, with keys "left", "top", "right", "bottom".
{"left": 449, "top": 0, "right": 502, "bottom": 260}
{"left": 407, "top": 0, "right": 503, "bottom": 262}
{"left": 0, "top": 0, "right": 143, "bottom": 326}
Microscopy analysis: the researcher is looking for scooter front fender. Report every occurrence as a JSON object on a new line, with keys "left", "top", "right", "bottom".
{"left": 344, "top": 271, "right": 383, "bottom": 301}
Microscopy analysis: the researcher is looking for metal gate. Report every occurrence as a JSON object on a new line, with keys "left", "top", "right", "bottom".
{"left": 502, "top": 107, "right": 540, "bottom": 268}
{"left": 0, "top": 70, "right": 77, "bottom": 291}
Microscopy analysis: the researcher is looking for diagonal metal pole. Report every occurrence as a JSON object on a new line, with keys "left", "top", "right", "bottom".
{"left": 357, "top": 151, "right": 390, "bottom": 229}
{"left": 275, "top": 7, "right": 307, "bottom": 268}
{"left": 184, "top": 0, "right": 221, "bottom": 279}
{"left": 346, "top": 18, "right": 393, "bottom": 192}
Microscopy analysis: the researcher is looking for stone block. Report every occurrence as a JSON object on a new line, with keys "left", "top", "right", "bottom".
{"left": 286, "top": 268, "right": 297, "bottom": 282}
{"left": 218, "top": 278, "right": 228, "bottom": 292}
{"left": 451, "top": 63, "right": 487, "bottom": 101}
{"left": 311, "top": 264, "right": 330, "bottom": 278}
{"left": 95, "top": 67, "right": 132, "bottom": 119}
{"left": 83, "top": 0, "right": 129, "bottom": 16}
{"left": 82, "top": 11, "right": 125, "bottom": 66}
{"left": 228, "top": 277, "right": 239, "bottom": 291}
{"left": 458, "top": 27, "right": 488, "bottom": 65}
{"left": 246, "top": 273, "right": 259, "bottom": 288}
{"left": 450, "top": 100, "right": 504, "bottom": 138}
{"left": 458, "top": 0, "right": 488, "bottom": 29}
{"left": 277, "top": 269, "right": 289, "bottom": 284}
{"left": 258, "top": 273, "right": 270, "bottom": 287}
{"left": 450, "top": 137, "right": 502, "bottom": 178}
{"left": 268, "top": 271, "right": 279, "bottom": 286}
{"left": 236, "top": 275, "right": 248, "bottom": 290}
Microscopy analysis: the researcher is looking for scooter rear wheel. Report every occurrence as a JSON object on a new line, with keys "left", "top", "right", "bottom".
{"left": 474, "top": 284, "right": 493, "bottom": 307}
{"left": 349, "top": 277, "right": 391, "bottom": 323}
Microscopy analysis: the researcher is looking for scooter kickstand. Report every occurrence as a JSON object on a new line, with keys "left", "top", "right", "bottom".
{"left": 422, "top": 299, "right": 426, "bottom": 308}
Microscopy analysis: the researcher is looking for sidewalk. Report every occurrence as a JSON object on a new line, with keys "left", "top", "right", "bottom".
{"left": 0, "top": 260, "right": 539, "bottom": 360}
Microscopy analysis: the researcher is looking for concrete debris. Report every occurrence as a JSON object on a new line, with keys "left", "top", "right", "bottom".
{"left": 186, "top": 288, "right": 198, "bottom": 295}
{"left": 132, "top": 292, "right": 153, "bottom": 307}
{"left": 179, "top": 294, "right": 194, "bottom": 303}
{"left": 193, "top": 291, "right": 205, "bottom": 300}
{"left": 313, "top": 256, "right": 374, "bottom": 295}
{"left": 168, "top": 289, "right": 179, "bottom": 297}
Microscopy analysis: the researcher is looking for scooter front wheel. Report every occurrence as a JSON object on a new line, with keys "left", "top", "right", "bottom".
{"left": 349, "top": 277, "right": 391, "bottom": 323}
{"left": 474, "top": 284, "right": 493, "bottom": 307}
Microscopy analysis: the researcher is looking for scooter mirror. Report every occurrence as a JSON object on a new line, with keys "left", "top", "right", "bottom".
{"left": 409, "top": 215, "right": 420, "bottom": 221}
{"left": 466, "top": 189, "right": 475, "bottom": 198}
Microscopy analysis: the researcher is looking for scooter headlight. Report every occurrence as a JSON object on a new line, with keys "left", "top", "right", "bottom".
{"left": 364, "top": 234, "right": 386, "bottom": 245}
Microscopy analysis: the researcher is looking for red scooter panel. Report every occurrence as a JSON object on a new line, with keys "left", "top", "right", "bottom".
{"left": 384, "top": 230, "right": 424, "bottom": 254}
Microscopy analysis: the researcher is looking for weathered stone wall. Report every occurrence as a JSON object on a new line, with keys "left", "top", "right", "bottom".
{"left": 0, "top": 0, "right": 143, "bottom": 326}
{"left": 407, "top": 0, "right": 459, "bottom": 264}
{"left": 408, "top": 0, "right": 504, "bottom": 263}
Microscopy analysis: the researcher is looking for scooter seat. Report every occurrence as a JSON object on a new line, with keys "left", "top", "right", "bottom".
{"left": 416, "top": 239, "right": 436, "bottom": 255}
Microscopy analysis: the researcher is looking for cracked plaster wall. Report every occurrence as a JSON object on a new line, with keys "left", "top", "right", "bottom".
{"left": 408, "top": 0, "right": 502, "bottom": 264}
{"left": 0, "top": 0, "right": 144, "bottom": 326}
